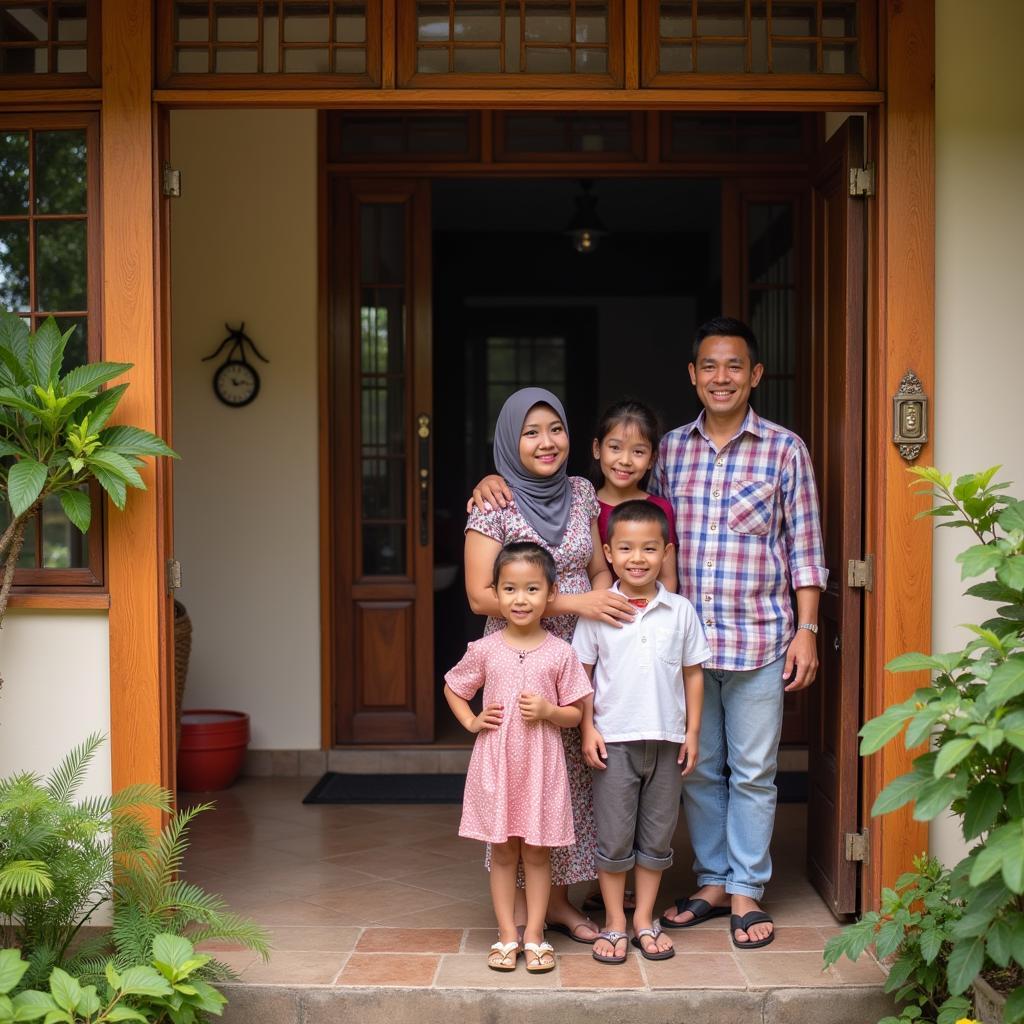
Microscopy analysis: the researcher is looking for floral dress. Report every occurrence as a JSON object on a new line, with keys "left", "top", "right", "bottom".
{"left": 465, "top": 475, "right": 600, "bottom": 885}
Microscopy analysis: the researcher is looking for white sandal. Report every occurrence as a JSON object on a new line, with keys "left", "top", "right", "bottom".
{"left": 487, "top": 940, "right": 520, "bottom": 972}
{"left": 523, "top": 941, "right": 556, "bottom": 974}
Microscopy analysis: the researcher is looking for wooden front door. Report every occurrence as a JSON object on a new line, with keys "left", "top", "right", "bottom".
{"left": 330, "top": 179, "right": 434, "bottom": 744}
{"left": 806, "top": 118, "right": 866, "bottom": 915}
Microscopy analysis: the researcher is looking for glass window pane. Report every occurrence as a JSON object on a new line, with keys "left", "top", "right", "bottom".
{"left": 214, "top": 48, "right": 259, "bottom": 72}
{"left": 823, "top": 42, "right": 855, "bottom": 74}
{"left": 56, "top": 4, "right": 88, "bottom": 41}
{"left": 574, "top": 48, "right": 606, "bottom": 73}
{"left": 660, "top": 4, "right": 693, "bottom": 38}
{"left": 771, "top": 2, "right": 817, "bottom": 36}
{"left": 360, "top": 378, "right": 405, "bottom": 453}
{"left": 176, "top": 49, "right": 210, "bottom": 73}
{"left": 453, "top": 47, "right": 500, "bottom": 73}
{"left": 822, "top": 2, "right": 856, "bottom": 37}
{"left": 360, "top": 204, "right": 405, "bottom": 285}
{"left": 660, "top": 44, "right": 693, "bottom": 72}
{"left": 216, "top": 3, "right": 259, "bottom": 41}
{"left": 524, "top": 8, "right": 570, "bottom": 42}
{"left": 336, "top": 9, "right": 366, "bottom": 42}
{"left": 361, "top": 458, "right": 406, "bottom": 519}
{"left": 697, "top": 0, "right": 745, "bottom": 36}
{"left": 34, "top": 130, "right": 87, "bottom": 214}
{"left": 749, "top": 290, "right": 795, "bottom": 373}
{"left": 417, "top": 47, "right": 449, "bottom": 73}
{"left": 283, "top": 11, "right": 329, "bottom": 42}
{"left": 35, "top": 220, "right": 87, "bottom": 311}
{"left": 54, "top": 316, "right": 87, "bottom": 372}
{"left": 696, "top": 42, "right": 744, "bottom": 72}
{"left": 0, "top": 132, "right": 30, "bottom": 215}
{"left": 42, "top": 490, "right": 89, "bottom": 567}
{"left": 455, "top": 6, "right": 500, "bottom": 40}
{"left": 418, "top": 4, "right": 450, "bottom": 40}
{"left": 0, "top": 221, "right": 30, "bottom": 311}
{"left": 1, "top": 7, "right": 49, "bottom": 42}
{"left": 749, "top": 203, "right": 794, "bottom": 284}
{"left": 576, "top": 11, "right": 607, "bottom": 43}
{"left": 54, "top": 47, "right": 86, "bottom": 72}
{"left": 487, "top": 340, "right": 515, "bottom": 379}
{"left": 360, "top": 294, "right": 405, "bottom": 376}
{"left": 283, "top": 47, "right": 329, "bottom": 72}
{"left": 334, "top": 48, "right": 366, "bottom": 73}
{"left": 362, "top": 524, "right": 405, "bottom": 576}
{"left": 772, "top": 41, "right": 816, "bottom": 73}
{"left": 175, "top": 2, "right": 209, "bottom": 40}
{"left": 525, "top": 47, "right": 571, "bottom": 73}
{"left": 17, "top": 512, "right": 38, "bottom": 568}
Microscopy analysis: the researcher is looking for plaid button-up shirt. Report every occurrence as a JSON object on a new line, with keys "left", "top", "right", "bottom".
{"left": 650, "top": 408, "right": 828, "bottom": 672}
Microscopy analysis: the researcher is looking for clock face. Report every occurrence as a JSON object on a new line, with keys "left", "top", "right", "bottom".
{"left": 214, "top": 360, "right": 259, "bottom": 407}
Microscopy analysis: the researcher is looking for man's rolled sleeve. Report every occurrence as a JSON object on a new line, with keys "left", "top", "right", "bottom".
{"left": 781, "top": 442, "right": 829, "bottom": 591}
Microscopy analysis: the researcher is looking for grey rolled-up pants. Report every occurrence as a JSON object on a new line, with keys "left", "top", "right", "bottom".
{"left": 590, "top": 740, "right": 684, "bottom": 873}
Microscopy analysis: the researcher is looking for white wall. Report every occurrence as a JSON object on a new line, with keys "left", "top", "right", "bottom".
{"left": 170, "top": 109, "right": 321, "bottom": 750}
{"left": 0, "top": 612, "right": 110, "bottom": 796}
{"left": 930, "top": 0, "right": 1024, "bottom": 864}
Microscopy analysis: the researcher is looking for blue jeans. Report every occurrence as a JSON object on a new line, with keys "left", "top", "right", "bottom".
{"left": 682, "top": 656, "right": 786, "bottom": 900}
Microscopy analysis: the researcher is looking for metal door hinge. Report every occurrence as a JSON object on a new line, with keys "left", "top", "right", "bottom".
{"left": 162, "top": 164, "right": 181, "bottom": 198}
{"left": 845, "top": 829, "right": 870, "bottom": 863}
{"left": 849, "top": 164, "right": 876, "bottom": 197}
{"left": 166, "top": 559, "right": 182, "bottom": 593}
{"left": 847, "top": 554, "right": 874, "bottom": 591}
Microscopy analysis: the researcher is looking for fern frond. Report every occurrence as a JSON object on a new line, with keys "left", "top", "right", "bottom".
{"left": 111, "top": 784, "right": 173, "bottom": 814}
{"left": 0, "top": 860, "right": 54, "bottom": 898}
{"left": 185, "top": 917, "right": 270, "bottom": 960}
{"left": 45, "top": 733, "right": 105, "bottom": 803}
{"left": 147, "top": 804, "right": 212, "bottom": 892}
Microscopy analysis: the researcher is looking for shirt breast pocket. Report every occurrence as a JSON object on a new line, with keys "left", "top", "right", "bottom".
{"left": 727, "top": 480, "right": 776, "bottom": 536}
{"left": 655, "top": 627, "right": 683, "bottom": 666}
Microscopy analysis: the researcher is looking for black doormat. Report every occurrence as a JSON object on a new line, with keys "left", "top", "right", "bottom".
{"left": 303, "top": 772, "right": 466, "bottom": 804}
{"left": 302, "top": 770, "right": 808, "bottom": 805}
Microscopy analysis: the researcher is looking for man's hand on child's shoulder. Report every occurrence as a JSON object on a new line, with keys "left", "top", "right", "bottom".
{"left": 582, "top": 727, "right": 608, "bottom": 770}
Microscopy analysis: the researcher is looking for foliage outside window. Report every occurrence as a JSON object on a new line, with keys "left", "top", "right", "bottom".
{"left": 0, "top": 114, "right": 102, "bottom": 587}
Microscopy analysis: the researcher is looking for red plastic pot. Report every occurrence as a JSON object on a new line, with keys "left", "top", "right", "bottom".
{"left": 177, "top": 709, "right": 250, "bottom": 791}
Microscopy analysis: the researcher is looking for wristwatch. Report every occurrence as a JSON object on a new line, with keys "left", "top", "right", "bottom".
{"left": 797, "top": 623, "right": 819, "bottom": 635}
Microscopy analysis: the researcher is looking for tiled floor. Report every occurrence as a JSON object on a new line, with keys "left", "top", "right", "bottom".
{"left": 181, "top": 777, "right": 885, "bottom": 992}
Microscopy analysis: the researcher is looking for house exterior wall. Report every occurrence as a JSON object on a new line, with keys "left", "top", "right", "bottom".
{"left": 0, "top": 612, "right": 110, "bottom": 795}
{"left": 170, "top": 109, "right": 321, "bottom": 751}
{"left": 930, "top": 0, "right": 1024, "bottom": 865}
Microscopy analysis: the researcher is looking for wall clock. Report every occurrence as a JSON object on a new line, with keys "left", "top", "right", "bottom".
{"left": 202, "top": 323, "right": 269, "bottom": 408}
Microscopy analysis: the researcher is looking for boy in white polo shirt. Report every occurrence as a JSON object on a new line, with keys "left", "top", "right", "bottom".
{"left": 574, "top": 500, "right": 710, "bottom": 965}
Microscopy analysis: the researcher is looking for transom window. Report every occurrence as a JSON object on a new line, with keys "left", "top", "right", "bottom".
{"left": 0, "top": 0, "right": 98, "bottom": 86}
{"left": 0, "top": 114, "right": 102, "bottom": 586}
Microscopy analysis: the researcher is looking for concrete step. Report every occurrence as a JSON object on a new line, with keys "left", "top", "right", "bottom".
{"left": 219, "top": 981, "right": 894, "bottom": 1024}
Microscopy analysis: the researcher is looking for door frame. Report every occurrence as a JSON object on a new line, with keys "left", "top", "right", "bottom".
{"left": 82, "top": 0, "right": 933, "bottom": 908}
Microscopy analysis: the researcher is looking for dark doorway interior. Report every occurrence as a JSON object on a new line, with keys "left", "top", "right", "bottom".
{"left": 430, "top": 177, "right": 722, "bottom": 737}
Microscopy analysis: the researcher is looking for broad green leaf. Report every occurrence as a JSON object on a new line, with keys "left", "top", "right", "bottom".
{"left": 906, "top": 707, "right": 945, "bottom": 748}
{"left": 933, "top": 737, "right": 977, "bottom": 777}
{"left": 945, "top": 934, "right": 985, "bottom": 995}
{"left": 87, "top": 449, "right": 144, "bottom": 489}
{"left": 0, "top": 387, "right": 43, "bottom": 419}
{"left": 11, "top": 990, "right": 57, "bottom": 1022}
{"left": 918, "top": 926, "right": 943, "bottom": 964}
{"left": 105, "top": 1008, "right": 147, "bottom": 1022}
{"left": 8, "top": 459, "right": 47, "bottom": 517}
{"left": 885, "top": 651, "right": 962, "bottom": 674}
{"left": 980, "top": 656, "right": 1024, "bottom": 710}
{"left": 987, "top": 917, "right": 1014, "bottom": 966}
{"left": 953, "top": 474, "right": 982, "bottom": 501}
{"left": 99, "top": 425, "right": 177, "bottom": 459}
{"left": 104, "top": 963, "right": 120, "bottom": 991}
{"left": 58, "top": 489, "right": 91, "bottom": 534}
{"left": 41, "top": 1011, "right": 73, "bottom": 1024}
{"left": 874, "top": 919, "right": 905, "bottom": 959}
{"left": 859, "top": 706, "right": 915, "bottom": 755}
{"left": 966, "top": 580, "right": 1021, "bottom": 603}
{"left": 47, "top": 970, "right": 79, "bottom": 1015}
{"left": 1001, "top": 828, "right": 1024, "bottom": 892}
{"left": 152, "top": 935, "right": 193, "bottom": 974}
{"left": 1005, "top": 986, "right": 1024, "bottom": 1024}
{"left": 912, "top": 775, "right": 962, "bottom": 820}
{"left": 185, "top": 980, "right": 226, "bottom": 1014}
{"left": 957, "top": 543, "right": 1005, "bottom": 580}
{"left": 117, "top": 965, "right": 172, "bottom": 998}
{"left": 1000, "top": 499, "right": 1024, "bottom": 533}
{"left": 75, "top": 987, "right": 98, "bottom": 1018}
{"left": 936, "top": 996, "right": 973, "bottom": 1024}
{"left": 997, "top": 555, "right": 1024, "bottom": 591}
{"left": 59, "top": 361, "right": 131, "bottom": 396}
{"left": 75, "top": 382, "right": 128, "bottom": 434}
{"left": 963, "top": 780, "right": 1002, "bottom": 839}
{"left": 0, "top": 439, "right": 26, "bottom": 458}
{"left": 92, "top": 464, "right": 127, "bottom": 509}
{"left": 0, "top": 951, "right": 28, "bottom": 997}
{"left": 871, "top": 771, "right": 922, "bottom": 816}
{"left": 30, "top": 318, "right": 66, "bottom": 387}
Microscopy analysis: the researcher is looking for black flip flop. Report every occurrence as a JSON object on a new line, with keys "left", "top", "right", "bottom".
{"left": 659, "top": 897, "right": 731, "bottom": 930}
{"left": 730, "top": 910, "right": 775, "bottom": 950}
{"left": 546, "top": 919, "right": 599, "bottom": 945}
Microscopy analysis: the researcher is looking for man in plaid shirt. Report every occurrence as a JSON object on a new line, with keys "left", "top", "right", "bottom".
{"left": 654, "top": 317, "right": 827, "bottom": 949}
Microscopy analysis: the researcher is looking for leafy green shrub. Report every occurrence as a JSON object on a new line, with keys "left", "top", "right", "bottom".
{"left": 0, "top": 735, "right": 269, "bottom": 989}
{"left": 825, "top": 467, "right": 1024, "bottom": 1024}
{"left": 0, "top": 934, "right": 227, "bottom": 1024}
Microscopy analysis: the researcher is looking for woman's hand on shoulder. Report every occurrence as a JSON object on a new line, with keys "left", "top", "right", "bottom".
{"left": 573, "top": 588, "right": 636, "bottom": 628}
{"left": 466, "top": 475, "right": 514, "bottom": 515}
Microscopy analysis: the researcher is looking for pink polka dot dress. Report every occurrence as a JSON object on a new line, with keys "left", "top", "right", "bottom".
{"left": 446, "top": 630, "right": 593, "bottom": 847}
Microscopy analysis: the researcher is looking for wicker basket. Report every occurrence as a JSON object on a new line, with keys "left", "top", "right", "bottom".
{"left": 173, "top": 600, "right": 193, "bottom": 742}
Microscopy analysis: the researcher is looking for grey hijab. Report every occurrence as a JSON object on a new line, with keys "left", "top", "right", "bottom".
{"left": 492, "top": 387, "right": 572, "bottom": 549}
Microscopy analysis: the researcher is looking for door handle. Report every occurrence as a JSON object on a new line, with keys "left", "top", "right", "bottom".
{"left": 417, "top": 413, "right": 430, "bottom": 546}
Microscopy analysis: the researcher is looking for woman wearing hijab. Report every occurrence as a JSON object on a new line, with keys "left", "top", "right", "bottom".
{"left": 464, "top": 387, "right": 636, "bottom": 944}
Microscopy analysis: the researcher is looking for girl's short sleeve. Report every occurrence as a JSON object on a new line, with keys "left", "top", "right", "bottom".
{"left": 555, "top": 645, "right": 594, "bottom": 707}
{"left": 445, "top": 641, "right": 486, "bottom": 700}
{"left": 573, "top": 476, "right": 600, "bottom": 520}
{"left": 465, "top": 503, "right": 508, "bottom": 544}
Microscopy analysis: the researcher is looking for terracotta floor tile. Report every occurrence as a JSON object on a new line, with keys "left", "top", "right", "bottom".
{"left": 240, "top": 949, "right": 348, "bottom": 985}
{"left": 462, "top": 927, "right": 592, "bottom": 955}
{"left": 208, "top": 950, "right": 260, "bottom": 975}
{"left": 267, "top": 831, "right": 386, "bottom": 859}
{"left": 405, "top": 863, "right": 492, "bottom": 902}
{"left": 759, "top": 927, "right": 829, "bottom": 952}
{"left": 230, "top": 860, "right": 379, "bottom": 897}
{"left": 557, "top": 952, "right": 645, "bottom": 988}
{"left": 242, "top": 897, "right": 351, "bottom": 927}
{"left": 434, "top": 953, "right": 560, "bottom": 988}
{"left": 330, "top": 816, "right": 451, "bottom": 846}
{"left": 325, "top": 844, "right": 473, "bottom": 880}
{"left": 308, "top": 879, "right": 454, "bottom": 923}
{"left": 380, "top": 899, "right": 498, "bottom": 929}
{"left": 406, "top": 835, "right": 484, "bottom": 863}
{"left": 665, "top": 926, "right": 733, "bottom": 952}
{"left": 831, "top": 954, "right": 887, "bottom": 985}
{"left": 356, "top": 928, "right": 464, "bottom": 953}
{"left": 335, "top": 953, "right": 439, "bottom": 987}
{"left": 641, "top": 952, "right": 747, "bottom": 989}
{"left": 265, "top": 925, "right": 361, "bottom": 952}
{"left": 737, "top": 951, "right": 841, "bottom": 988}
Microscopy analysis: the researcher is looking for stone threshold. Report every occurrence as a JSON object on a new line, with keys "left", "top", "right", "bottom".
{"left": 219, "top": 981, "right": 893, "bottom": 1024}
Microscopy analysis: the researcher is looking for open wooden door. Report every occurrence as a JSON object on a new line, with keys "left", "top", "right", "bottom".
{"left": 331, "top": 179, "right": 434, "bottom": 743}
{"left": 806, "top": 118, "right": 866, "bottom": 915}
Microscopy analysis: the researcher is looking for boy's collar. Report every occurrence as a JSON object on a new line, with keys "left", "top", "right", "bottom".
{"left": 611, "top": 579, "right": 666, "bottom": 613}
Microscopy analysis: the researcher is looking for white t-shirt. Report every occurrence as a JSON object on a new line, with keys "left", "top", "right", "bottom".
{"left": 572, "top": 582, "right": 711, "bottom": 744}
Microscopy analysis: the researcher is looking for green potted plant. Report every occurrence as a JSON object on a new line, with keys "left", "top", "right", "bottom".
{"left": 0, "top": 310, "right": 177, "bottom": 637}
{"left": 825, "top": 466, "right": 1024, "bottom": 1024}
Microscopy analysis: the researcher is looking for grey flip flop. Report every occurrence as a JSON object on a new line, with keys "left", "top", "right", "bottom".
{"left": 631, "top": 924, "right": 675, "bottom": 961}
{"left": 592, "top": 929, "right": 629, "bottom": 965}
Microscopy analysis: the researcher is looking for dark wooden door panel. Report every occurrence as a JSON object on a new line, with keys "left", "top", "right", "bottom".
{"left": 806, "top": 118, "right": 865, "bottom": 916}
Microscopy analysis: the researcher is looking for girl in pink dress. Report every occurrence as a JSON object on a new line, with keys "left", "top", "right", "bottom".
{"left": 446, "top": 543, "right": 593, "bottom": 974}
{"left": 463, "top": 388, "right": 636, "bottom": 945}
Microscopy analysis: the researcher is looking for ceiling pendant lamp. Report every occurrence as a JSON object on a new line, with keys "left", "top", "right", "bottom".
{"left": 565, "top": 179, "right": 607, "bottom": 255}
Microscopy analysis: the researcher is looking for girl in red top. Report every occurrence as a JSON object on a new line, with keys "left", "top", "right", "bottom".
{"left": 592, "top": 400, "right": 678, "bottom": 593}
